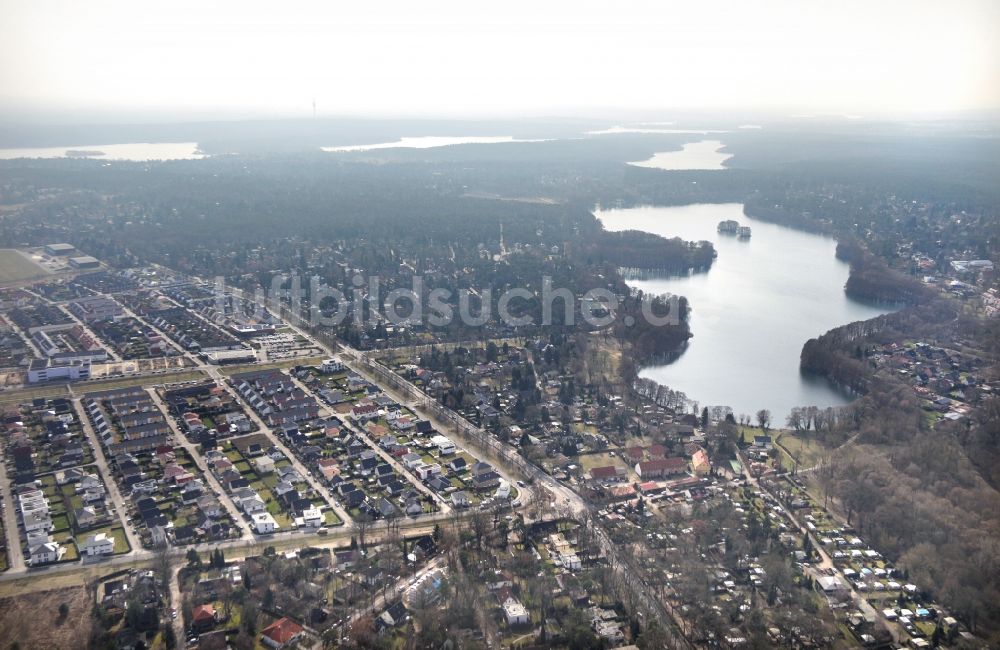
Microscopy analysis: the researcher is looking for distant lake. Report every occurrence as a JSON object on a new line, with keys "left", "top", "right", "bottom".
{"left": 596, "top": 203, "right": 896, "bottom": 421}
{"left": 628, "top": 139, "right": 732, "bottom": 171}
{"left": 0, "top": 142, "right": 203, "bottom": 161}
{"left": 323, "top": 136, "right": 546, "bottom": 152}
{"left": 587, "top": 126, "right": 728, "bottom": 135}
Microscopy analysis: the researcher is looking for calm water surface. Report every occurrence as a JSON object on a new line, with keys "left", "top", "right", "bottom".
{"left": 628, "top": 139, "right": 732, "bottom": 170}
{"left": 323, "top": 136, "right": 546, "bottom": 152}
{"left": 596, "top": 202, "right": 895, "bottom": 420}
{"left": 0, "top": 142, "right": 202, "bottom": 161}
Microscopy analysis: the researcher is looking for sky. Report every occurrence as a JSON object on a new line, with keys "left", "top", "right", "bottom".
{"left": 1, "top": 0, "right": 998, "bottom": 121}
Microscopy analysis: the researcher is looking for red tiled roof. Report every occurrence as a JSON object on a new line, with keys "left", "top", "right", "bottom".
{"left": 589, "top": 465, "right": 622, "bottom": 479}
{"left": 625, "top": 446, "right": 645, "bottom": 459}
{"left": 261, "top": 617, "right": 303, "bottom": 645}
{"left": 192, "top": 604, "right": 216, "bottom": 622}
{"left": 638, "top": 457, "right": 688, "bottom": 475}
{"left": 608, "top": 485, "right": 636, "bottom": 499}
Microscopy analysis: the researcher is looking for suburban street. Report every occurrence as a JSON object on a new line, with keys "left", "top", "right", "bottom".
{"left": 144, "top": 388, "right": 253, "bottom": 539}
{"left": 72, "top": 393, "right": 144, "bottom": 553}
{"left": 0, "top": 449, "right": 25, "bottom": 571}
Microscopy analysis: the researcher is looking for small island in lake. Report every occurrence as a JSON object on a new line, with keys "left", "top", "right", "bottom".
{"left": 718, "top": 219, "right": 752, "bottom": 239}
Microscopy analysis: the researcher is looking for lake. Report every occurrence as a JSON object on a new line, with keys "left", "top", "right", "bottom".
{"left": 596, "top": 202, "right": 895, "bottom": 421}
{"left": 323, "top": 135, "right": 546, "bottom": 152}
{"left": 0, "top": 142, "right": 203, "bottom": 161}
{"left": 628, "top": 139, "right": 732, "bottom": 171}
{"left": 587, "top": 126, "right": 728, "bottom": 135}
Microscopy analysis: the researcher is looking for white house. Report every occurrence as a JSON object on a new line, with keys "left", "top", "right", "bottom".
{"left": 241, "top": 494, "right": 267, "bottom": 514}
{"left": 502, "top": 598, "right": 529, "bottom": 625}
{"left": 431, "top": 435, "right": 456, "bottom": 455}
{"left": 198, "top": 496, "right": 222, "bottom": 519}
{"left": 321, "top": 358, "right": 345, "bottom": 374}
{"left": 28, "top": 542, "right": 62, "bottom": 565}
{"left": 558, "top": 552, "right": 582, "bottom": 570}
{"left": 416, "top": 464, "right": 441, "bottom": 480}
{"left": 253, "top": 512, "right": 279, "bottom": 534}
{"left": 82, "top": 532, "right": 115, "bottom": 556}
{"left": 300, "top": 506, "right": 323, "bottom": 528}
{"left": 254, "top": 456, "right": 276, "bottom": 474}
{"left": 402, "top": 453, "right": 424, "bottom": 470}
{"left": 22, "top": 509, "right": 53, "bottom": 534}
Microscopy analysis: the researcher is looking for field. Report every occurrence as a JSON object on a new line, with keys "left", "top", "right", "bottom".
{"left": 218, "top": 356, "right": 325, "bottom": 375}
{"left": 0, "top": 249, "right": 48, "bottom": 283}
{"left": 0, "top": 585, "right": 95, "bottom": 648}
{"left": 775, "top": 431, "right": 826, "bottom": 470}
{"left": 0, "top": 369, "right": 207, "bottom": 407}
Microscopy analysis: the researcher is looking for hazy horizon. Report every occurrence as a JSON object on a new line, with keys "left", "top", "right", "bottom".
{"left": 2, "top": 0, "right": 999, "bottom": 124}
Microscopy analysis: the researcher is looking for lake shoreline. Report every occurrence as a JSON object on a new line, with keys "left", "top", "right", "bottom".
{"left": 597, "top": 202, "right": 897, "bottom": 420}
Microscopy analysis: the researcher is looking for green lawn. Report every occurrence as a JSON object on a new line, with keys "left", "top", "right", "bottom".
{"left": 775, "top": 432, "right": 825, "bottom": 469}
{"left": 59, "top": 544, "right": 79, "bottom": 562}
{"left": 77, "top": 525, "right": 131, "bottom": 554}
{"left": 578, "top": 452, "right": 627, "bottom": 473}
{"left": 0, "top": 249, "right": 48, "bottom": 283}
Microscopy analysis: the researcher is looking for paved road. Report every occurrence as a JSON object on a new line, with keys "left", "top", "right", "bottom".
{"left": 0, "top": 449, "right": 25, "bottom": 571}
{"left": 737, "top": 450, "right": 889, "bottom": 642}
{"left": 144, "top": 388, "right": 253, "bottom": 539}
{"left": 348, "top": 555, "right": 447, "bottom": 626}
{"left": 169, "top": 563, "right": 184, "bottom": 643}
{"left": 72, "top": 394, "right": 144, "bottom": 553}
{"left": 288, "top": 377, "right": 452, "bottom": 514}
{"left": 341, "top": 347, "right": 692, "bottom": 648}
{"left": 204, "top": 372, "right": 352, "bottom": 527}
{"left": 58, "top": 305, "right": 122, "bottom": 362}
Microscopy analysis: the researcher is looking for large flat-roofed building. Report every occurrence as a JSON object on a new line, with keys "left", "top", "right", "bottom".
{"left": 202, "top": 348, "right": 257, "bottom": 365}
{"left": 69, "top": 255, "right": 100, "bottom": 270}
{"left": 44, "top": 243, "right": 76, "bottom": 256}
{"left": 27, "top": 358, "right": 91, "bottom": 383}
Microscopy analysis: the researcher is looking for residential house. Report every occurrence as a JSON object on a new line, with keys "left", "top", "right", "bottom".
{"left": 255, "top": 455, "right": 275, "bottom": 474}
{"left": 191, "top": 604, "right": 217, "bottom": 631}
{"left": 260, "top": 617, "right": 304, "bottom": 649}
{"left": 690, "top": 449, "right": 711, "bottom": 474}
{"left": 635, "top": 457, "right": 688, "bottom": 479}
{"left": 589, "top": 465, "right": 626, "bottom": 482}
{"left": 379, "top": 601, "right": 408, "bottom": 629}
{"left": 502, "top": 598, "right": 529, "bottom": 626}
{"left": 29, "top": 541, "right": 62, "bottom": 565}
{"left": 198, "top": 496, "right": 223, "bottom": 519}
{"left": 253, "top": 512, "right": 279, "bottom": 534}
{"left": 81, "top": 532, "right": 115, "bottom": 556}
{"left": 317, "top": 458, "right": 340, "bottom": 481}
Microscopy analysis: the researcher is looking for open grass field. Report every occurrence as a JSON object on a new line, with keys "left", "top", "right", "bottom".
{"left": 578, "top": 451, "right": 629, "bottom": 475}
{"left": 0, "top": 585, "right": 96, "bottom": 648}
{"left": 775, "top": 431, "right": 826, "bottom": 469}
{"left": 0, "top": 249, "right": 48, "bottom": 283}
{"left": 0, "top": 368, "right": 206, "bottom": 406}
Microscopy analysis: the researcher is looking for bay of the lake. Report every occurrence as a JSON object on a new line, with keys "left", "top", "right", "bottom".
{"left": 596, "top": 202, "right": 896, "bottom": 421}
{"left": 628, "top": 139, "right": 732, "bottom": 171}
